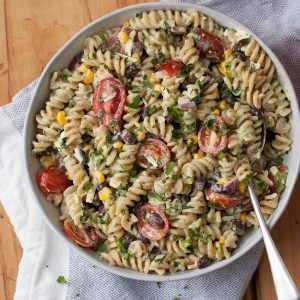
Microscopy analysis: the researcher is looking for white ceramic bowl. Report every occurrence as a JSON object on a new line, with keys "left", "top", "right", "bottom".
{"left": 23, "top": 2, "right": 300, "bottom": 282}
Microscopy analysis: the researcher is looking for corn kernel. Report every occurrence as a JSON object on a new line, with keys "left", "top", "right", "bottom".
{"left": 217, "top": 100, "right": 228, "bottom": 110}
{"left": 219, "top": 61, "right": 227, "bottom": 74}
{"left": 137, "top": 131, "right": 146, "bottom": 141}
{"left": 123, "top": 22, "right": 130, "bottom": 28}
{"left": 113, "top": 141, "right": 124, "bottom": 149}
{"left": 98, "top": 172, "right": 105, "bottom": 184}
{"left": 219, "top": 236, "right": 226, "bottom": 246}
{"left": 211, "top": 109, "right": 220, "bottom": 116}
{"left": 218, "top": 177, "right": 230, "bottom": 185}
{"left": 79, "top": 64, "right": 89, "bottom": 73}
{"left": 83, "top": 69, "right": 94, "bottom": 84}
{"left": 98, "top": 187, "right": 112, "bottom": 201}
{"left": 56, "top": 111, "right": 67, "bottom": 125}
{"left": 118, "top": 31, "right": 128, "bottom": 44}
{"left": 67, "top": 173, "right": 72, "bottom": 181}
{"left": 225, "top": 49, "right": 232, "bottom": 58}
{"left": 238, "top": 181, "right": 247, "bottom": 193}
{"left": 150, "top": 72, "right": 157, "bottom": 84}
{"left": 192, "top": 135, "right": 198, "bottom": 145}
{"left": 154, "top": 84, "right": 162, "bottom": 93}
{"left": 40, "top": 155, "right": 53, "bottom": 168}
{"left": 240, "top": 212, "right": 247, "bottom": 223}
{"left": 194, "top": 151, "right": 205, "bottom": 159}
{"left": 132, "top": 52, "right": 140, "bottom": 62}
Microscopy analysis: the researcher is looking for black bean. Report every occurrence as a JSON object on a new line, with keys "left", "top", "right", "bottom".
{"left": 79, "top": 150, "right": 89, "bottom": 166}
{"left": 223, "top": 93, "right": 237, "bottom": 107}
{"left": 194, "top": 177, "right": 206, "bottom": 192}
{"left": 241, "top": 145, "right": 247, "bottom": 154}
{"left": 112, "top": 132, "right": 122, "bottom": 142}
{"left": 96, "top": 182, "right": 107, "bottom": 191}
{"left": 197, "top": 256, "right": 211, "bottom": 269}
{"left": 112, "top": 70, "right": 119, "bottom": 78}
{"left": 149, "top": 246, "right": 161, "bottom": 260}
{"left": 250, "top": 107, "right": 263, "bottom": 117}
{"left": 232, "top": 42, "right": 243, "bottom": 52}
{"left": 181, "top": 195, "right": 191, "bottom": 207}
{"left": 266, "top": 129, "right": 276, "bottom": 141}
{"left": 136, "top": 232, "right": 151, "bottom": 247}
{"left": 82, "top": 134, "right": 93, "bottom": 144}
{"left": 68, "top": 52, "right": 82, "bottom": 71}
{"left": 90, "top": 192, "right": 105, "bottom": 212}
{"left": 121, "top": 130, "right": 138, "bottom": 145}
{"left": 234, "top": 50, "right": 246, "bottom": 61}
{"left": 141, "top": 106, "right": 149, "bottom": 121}
{"left": 125, "top": 65, "right": 138, "bottom": 79}
{"left": 148, "top": 212, "right": 165, "bottom": 229}
{"left": 122, "top": 233, "right": 136, "bottom": 248}
{"left": 227, "top": 219, "right": 245, "bottom": 235}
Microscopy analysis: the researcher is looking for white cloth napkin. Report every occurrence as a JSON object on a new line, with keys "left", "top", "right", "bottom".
{"left": 1, "top": 0, "right": 299, "bottom": 299}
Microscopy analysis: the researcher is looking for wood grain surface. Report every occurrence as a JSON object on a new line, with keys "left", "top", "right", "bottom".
{"left": 0, "top": 1, "right": 299, "bottom": 299}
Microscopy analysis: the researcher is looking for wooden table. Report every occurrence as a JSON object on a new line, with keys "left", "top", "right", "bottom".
{"left": 0, "top": 1, "right": 299, "bottom": 299}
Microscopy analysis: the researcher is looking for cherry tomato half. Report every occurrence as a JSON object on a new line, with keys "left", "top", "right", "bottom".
{"left": 137, "top": 138, "right": 171, "bottom": 169}
{"left": 269, "top": 165, "right": 288, "bottom": 193}
{"left": 198, "top": 116, "right": 228, "bottom": 155}
{"left": 64, "top": 220, "right": 99, "bottom": 248}
{"left": 160, "top": 60, "right": 183, "bottom": 77}
{"left": 92, "top": 78, "right": 126, "bottom": 126}
{"left": 137, "top": 205, "right": 169, "bottom": 241}
{"left": 37, "top": 168, "right": 72, "bottom": 194}
{"left": 191, "top": 28, "right": 225, "bottom": 62}
{"left": 205, "top": 188, "right": 243, "bottom": 210}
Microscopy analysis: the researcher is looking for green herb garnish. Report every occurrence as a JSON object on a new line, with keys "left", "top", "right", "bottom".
{"left": 199, "top": 236, "right": 208, "bottom": 244}
{"left": 191, "top": 95, "right": 201, "bottom": 104}
{"left": 83, "top": 182, "right": 92, "bottom": 191}
{"left": 180, "top": 240, "right": 194, "bottom": 253}
{"left": 150, "top": 90, "right": 160, "bottom": 98}
{"left": 136, "top": 13, "right": 143, "bottom": 19}
{"left": 181, "top": 63, "right": 194, "bottom": 76}
{"left": 126, "top": 95, "right": 141, "bottom": 109}
{"left": 97, "top": 215, "right": 107, "bottom": 224}
{"left": 166, "top": 161, "right": 175, "bottom": 175}
{"left": 155, "top": 254, "right": 167, "bottom": 264}
{"left": 68, "top": 100, "right": 75, "bottom": 108}
{"left": 195, "top": 80, "right": 204, "bottom": 93}
{"left": 217, "top": 151, "right": 225, "bottom": 159}
{"left": 115, "top": 237, "right": 130, "bottom": 260}
{"left": 80, "top": 215, "right": 88, "bottom": 222}
{"left": 172, "top": 261, "right": 179, "bottom": 268}
{"left": 56, "top": 276, "right": 66, "bottom": 284}
{"left": 172, "top": 129, "right": 182, "bottom": 139}
{"left": 97, "top": 243, "right": 108, "bottom": 253}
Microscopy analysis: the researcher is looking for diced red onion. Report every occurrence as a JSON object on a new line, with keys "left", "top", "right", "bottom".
{"left": 178, "top": 102, "right": 196, "bottom": 110}
{"left": 224, "top": 179, "right": 239, "bottom": 194}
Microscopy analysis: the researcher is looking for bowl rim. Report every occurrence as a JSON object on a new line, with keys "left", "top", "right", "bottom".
{"left": 23, "top": 1, "right": 300, "bottom": 282}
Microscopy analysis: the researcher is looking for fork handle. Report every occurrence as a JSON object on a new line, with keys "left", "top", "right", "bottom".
{"left": 248, "top": 184, "right": 300, "bottom": 300}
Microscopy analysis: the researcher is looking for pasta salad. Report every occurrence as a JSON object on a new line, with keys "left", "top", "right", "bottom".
{"left": 32, "top": 9, "right": 292, "bottom": 275}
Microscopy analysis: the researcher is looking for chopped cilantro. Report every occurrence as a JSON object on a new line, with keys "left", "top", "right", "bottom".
{"left": 199, "top": 236, "right": 208, "bottom": 244}
{"left": 208, "top": 201, "right": 220, "bottom": 209}
{"left": 80, "top": 215, "right": 88, "bottom": 222}
{"left": 132, "top": 86, "right": 141, "bottom": 93}
{"left": 172, "top": 261, "right": 179, "bottom": 268}
{"left": 150, "top": 90, "right": 160, "bottom": 98}
{"left": 167, "top": 106, "right": 182, "bottom": 121}
{"left": 180, "top": 240, "right": 194, "bottom": 253}
{"left": 196, "top": 80, "right": 204, "bottom": 93}
{"left": 181, "top": 63, "right": 194, "bottom": 76}
{"left": 172, "top": 129, "right": 182, "bottom": 139}
{"left": 143, "top": 80, "right": 153, "bottom": 88}
{"left": 126, "top": 95, "right": 141, "bottom": 109}
{"left": 151, "top": 51, "right": 166, "bottom": 65}
{"left": 191, "top": 95, "right": 201, "bottom": 104}
{"left": 273, "top": 156, "right": 284, "bottom": 165}
{"left": 89, "top": 149, "right": 103, "bottom": 166}
{"left": 217, "top": 151, "right": 225, "bottom": 159}
{"left": 97, "top": 243, "right": 108, "bottom": 253}
{"left": 56, "top": 276, "right": 66, "bottom": 284}
{"left": 164, "top": 21, "right": 171, "bottom": 31}
{"left": 68, "top": 100, "right": 75, "bottom": 108}
{"left": 61, "top": 74, "right": 69, "bottom": 83}
{"left": 155, "top": 254, "right": 167, "bottom": 264}
{"left": 149, "top": 106, "right": 158, "bottom": 115}
{"left": 166, "top": 161, "right": 175, "bottom": 175}
{"left": 99, "top": 32, "right": 107, "bottom": 46}
{"left": 83, "top": 182, "right": 92, "bottom": 191}
{"left": 105, "top": 132, "right": 112, "bottom": 143}
{"left": 97, "top": 215, "right": 107, "bottom": 224}
{"left": 115, "top": 237, "right": 130, "bottom": 259}
{"left": 136, "top": 13, "right": 143, "bottom": 19}
{"left": 116, "top": 187, "right": 126, "bottom": 198}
